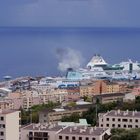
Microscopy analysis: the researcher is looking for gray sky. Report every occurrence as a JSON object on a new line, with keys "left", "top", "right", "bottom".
{"left": 0, "top": 0, "right": 140, "bottom": 27}
{"left": 0, "top": 0, "right": 140, "bottom": 79}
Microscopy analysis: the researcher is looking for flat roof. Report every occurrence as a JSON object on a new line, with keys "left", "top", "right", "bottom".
{"left": 94, "top": 93, "right": 126, "bottom": 98}
{"left": 0, "top": 110, "right": 19, "bottom": 115}
{"left": 23, "top": 124, "right": 64, "bottom": 132}
{"left": 40, "top": 105, "right": 91, "bottom": 114}
{"left": 22, "top": 124, "right": 109, "bottom": 136}
{"left": 59, "top": 126, "right": 108, "bottom": 136}
{"left": 103, "top": 110, "right": 140, "bottom": 118}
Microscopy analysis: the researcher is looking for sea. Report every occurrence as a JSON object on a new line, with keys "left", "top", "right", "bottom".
{"left": 0, "top": 27, "right": 140, "bottom": 80}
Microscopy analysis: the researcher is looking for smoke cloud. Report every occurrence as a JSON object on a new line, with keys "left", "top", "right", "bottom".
{"left": 56, "top": 47, "right": 84, "bottom": 72}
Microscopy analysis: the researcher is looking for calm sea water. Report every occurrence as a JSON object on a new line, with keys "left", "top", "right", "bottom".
{"left": 0, "top": 27, "right": 140, "bottom": 80}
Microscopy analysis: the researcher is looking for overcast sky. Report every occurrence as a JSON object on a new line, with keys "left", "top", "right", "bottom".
{"left": 0, "top": 0, "right": 140, "bottom": 79}
{"left": 0, "top": 0, "right": 140, "bottom": 27}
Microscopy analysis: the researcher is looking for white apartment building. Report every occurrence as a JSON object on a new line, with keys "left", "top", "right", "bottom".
{"left": 21, "top": 123, "right": 111, "bottom": 140}
{"left": 0, "top": 110, "right": 20, "bottom": 140}
{"left": 99, "top": 110, "right": 140, "bottom": 129}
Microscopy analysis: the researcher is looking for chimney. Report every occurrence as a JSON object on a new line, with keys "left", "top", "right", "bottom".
{"left": 94, "top": 126, "right": 97, "bottom": 130}
{"left": 89, "top": 128, "right": 94, "bottom": 134}
{"left": 132, "top": 111, "right": 135, "bottom": 116}
{"left": 123, "top": 112, "right": 126, "bottom": 116}
{"left": 70, "top": 128, "right": 72, "bottom": 133}
{"left": 117, "top": 109, "right": 121, "bottom": 114}
{"left": 126, "top": 110, "right": 129, "bottom": 115}
{"left": 135, "top": 110, "right": 137, "bottom": 114}
{"left": 73, "top": 126, "right": 77, "bottom": 131}
{"left": 33, "top": 124, "right": 35, "bottom": 129}
{"left": 80, "top": 129, "right": 83, "bottom": 133}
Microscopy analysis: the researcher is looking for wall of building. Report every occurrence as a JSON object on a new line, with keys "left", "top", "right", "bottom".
{"left": 5, "top": 111, "right": 20, "bottom": 140}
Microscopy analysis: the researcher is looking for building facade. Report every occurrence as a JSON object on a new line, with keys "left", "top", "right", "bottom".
{"left": 39, "top": 107, "right": 88, "bottom": 123}
{"left": 99, "top": 110, "right": 140, "bottom": 129}
{"left": 21, "top": 123, "right": 111, "bottom": 140}
{"left": 0, "top": 110, "right": 20, "bottom": 140}
{"left": 80, "top": 80, "right": 127, "bottom": 97}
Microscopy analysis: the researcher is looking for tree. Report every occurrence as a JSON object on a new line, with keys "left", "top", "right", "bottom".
{"left": 61, "top": 113, "right": 80, "bottom": 123}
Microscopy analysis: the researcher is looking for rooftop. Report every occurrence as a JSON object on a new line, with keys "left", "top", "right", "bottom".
{"left": 22, "top": 123, "right": 109, "bottom": 136}
{"left": 101, "top": 110, "right": 140, "bottom": 118}
{"left": 40, "top": 104, "right": 92, "bottom": 114}
{"left": 94, "top": 93, "right": 126, "bottom": 98}
{"left": 23, "top": 123, "right": 64, "bottom": 132}
{"left": 0, "top": 109, "right": 19, "bottom": 115}
{"left": 59, "top": 126, "right": 108, "bottom": 136}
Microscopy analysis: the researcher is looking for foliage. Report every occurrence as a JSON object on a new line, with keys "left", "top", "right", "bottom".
{"left": 83, "top": 96, "right": 92, "bottom": 102}
{"left": 61, "top": 113, "right": 81, "bottom": 123}
{"left": 110, "top": 128, "right": 140, "bottom": 140}
{"left": 31, "top": 101, "right": 59, "bottom": 112}
{"left": 20, "top": 101, "right": 59, "bottom": 125}
{"left": 67, "top": 102, "right": 76, "bottom": 107}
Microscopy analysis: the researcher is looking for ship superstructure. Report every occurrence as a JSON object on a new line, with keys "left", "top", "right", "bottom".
{"left": 66, "top": 54, "right": 140, "bottom": 80}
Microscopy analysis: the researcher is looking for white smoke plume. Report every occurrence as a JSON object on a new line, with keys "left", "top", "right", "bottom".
{"left": 56, "top": 47, "right": 84, "bottom": 72}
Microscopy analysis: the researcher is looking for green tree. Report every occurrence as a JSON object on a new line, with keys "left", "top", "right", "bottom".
{"left": 61, "top": 113, "right": 81, "bottom": 123}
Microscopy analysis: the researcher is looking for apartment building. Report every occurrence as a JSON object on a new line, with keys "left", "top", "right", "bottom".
{"left": 57, "top": 126, "right": 110, "bottom": 140}
{"left": 80, "top": 80, "right": 127, "bottom": 97}
{"left": 39, "top": 106, "right": 89, "bottom": 123}
{"left": 106, "top": 83, "right": 120, "bottom": 94}
{"left": 0, "top": 100, "right": 14, "bottom": 110}
{"left": 39, "top": 91, "right": 68, "bottom": 104}
{"left": 99, "top": 110, "right": 140, "bottom": 129}
{"left": 7, "top": 89, "right": 65, "bottom": 110}
{"left": 21, "top": 123, "right": 63, "bottom": 140}
{"left": 0, "top": 110, "right": 20, "bottom": 140}
{"left": 93, "top": 93, "right": 125, "bottom": 104}
{"left": 80, "top": 80, "right": 106, "bottom": 97}
{"left": 21, "top": 123, "right": 111, "bottom": 140}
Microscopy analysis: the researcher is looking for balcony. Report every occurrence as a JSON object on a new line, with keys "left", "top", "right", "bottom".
{"left": 28, "top": 132, "right": 49, "bottom": 139}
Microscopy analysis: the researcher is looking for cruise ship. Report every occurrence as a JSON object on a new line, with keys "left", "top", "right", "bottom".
{"left": 66, "top": 54, "right": 140, "bottom": 80}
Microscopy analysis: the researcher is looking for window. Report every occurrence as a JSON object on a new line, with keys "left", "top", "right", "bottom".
{"left": 118, "top": 124, "right": 121, "bottom": 128}
{"left": 128, "top": 125, "right": 132, "bottom": 128}
{"left": 43, "top": 133, "right": 48, "bottom": 137}
{"left": 72, "top": 137, "right": 76, "bottom": 140}
{"left": 112, "top": 124, "right": 115, "bottom": 127}
{"left": 79, "top": 137, "right": 82, "bottom": 140}
{"left": 92, "top": 138, "right": 96, "bottom": 140}
{"left": 118, "top": 118, "right": 121, "bottom": 122}
{"left": 135, "top": 125, "right": 138, "bottom": 128}
{"left": 86, "top": 138, "right": 89, "bottom": 140}
{"left": 130, "top": 119, "right": 132, "bottom": 122}
{"left": 106, "top": 124, "right": 109, "bottom": 127}
{"left": 112, "top": 118, "right": 115, "bottom": 121}
{"left": 0, "top": 124, "right": 5, "bottom": 129}
{"left": 124, "top": 125, "right": 126, "bottom": 128}
{"left": 59, "top": 136, "right": 62, "bottom": 139}
{"left": 66, "top": 136, "right": 69, "bottom": 140}
{"left": 122, "top": 119, "right": 128, "bottom": 122}
{"left": 0, "top": 132, "right": 4, "bottom": 136}
{"left": 29, "top": 132, "right": 33, "bottom": 136}
{"left": 101, "top": 124, "right": 103, "bottom": 127}
{"left": 135, "top": 119, "right": 138, "bottom": 123}
{"left": 0, "top": 117, "right": 4, "bottom": 121}
{"left": 106, "top": 118, "right": 109, "bottom": 121}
